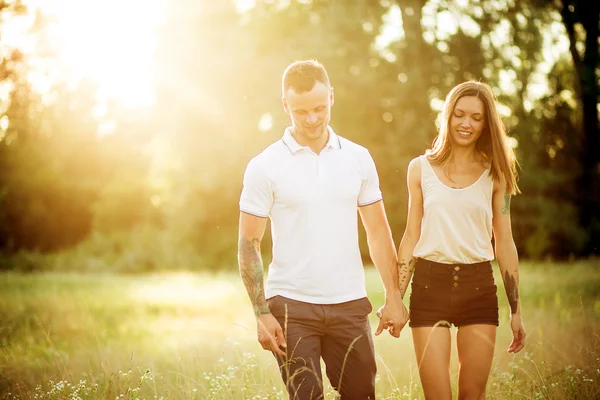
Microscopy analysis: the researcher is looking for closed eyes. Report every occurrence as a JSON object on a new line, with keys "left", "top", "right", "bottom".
{"left": 454, "top": 112, "right": 482, "bottom": 121}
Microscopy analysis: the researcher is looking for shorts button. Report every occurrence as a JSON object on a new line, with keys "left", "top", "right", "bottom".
{"left": 453, "top": 282, "right": 459, "bottom": 288}
{"left": 453, "top": 276, "right": 459, "bottom": 281}
{"left": 454, "top": 266, "right": 460, "bottom": 271}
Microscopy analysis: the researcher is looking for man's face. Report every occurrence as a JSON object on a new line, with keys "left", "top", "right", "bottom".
{"left": 282, "top": 81, "right": 333, "bottom": 144}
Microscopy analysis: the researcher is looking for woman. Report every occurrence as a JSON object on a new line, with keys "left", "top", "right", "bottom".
{"left": 396, "top": 81, "right": 526, "bottom": 399}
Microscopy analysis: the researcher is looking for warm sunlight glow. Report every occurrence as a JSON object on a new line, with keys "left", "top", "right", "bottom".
{"left": 374, "top": 4, "right": 404, "bottom": 62}
{"left": 133, "top": 273, "right": 239, "bottom": 306}
{"left": 258, "top": 112, "right": 273, "bottom": 132}
{"left": 235, "top": 0, "right": 256, "bottom": 13}
{"left": 4, "top": 0, "right": 165, "bottom": 109}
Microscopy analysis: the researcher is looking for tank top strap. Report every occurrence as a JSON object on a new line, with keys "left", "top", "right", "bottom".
{"left": 419, "top": 155, "right": 441, "bottom": 190}
{"left": 419, "top": 154, "right": 434, "bottom": 178}
{"left": 479, "top": 167, "right": 495, "bottom": 199}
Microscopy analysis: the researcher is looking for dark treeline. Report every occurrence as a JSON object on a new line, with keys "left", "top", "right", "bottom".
{"left": 0, "top": 0, "right": 598, "bottom": 272}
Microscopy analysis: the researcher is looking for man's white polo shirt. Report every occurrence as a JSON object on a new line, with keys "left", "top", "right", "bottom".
{"left": 239, "top": 127, "right": 382, "bottom": 304}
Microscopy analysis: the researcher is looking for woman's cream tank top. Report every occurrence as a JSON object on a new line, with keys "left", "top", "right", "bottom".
{"left": 413, "top": 155, "right": 495, "bottom": 264}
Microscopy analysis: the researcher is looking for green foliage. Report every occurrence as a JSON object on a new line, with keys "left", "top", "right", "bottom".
{"left": 0, "top": 250, "right": 49, "bottom": 272}
{"left": 0, "top": 62, "right": 156, "bottom": 257}
{"left": 47, "top": 228, "right": 218, "bottom": 273}
{"left": 90, "top": 135, "right": 159, "bottom": 234}
{"left": 512, "top": 58, "right": 588, "bottom": 258}
{"left": 0, "top": 0, "right": 597, "bottom": 267}
{"left": 0, "top": 83, "right": 96, "bottom": 252}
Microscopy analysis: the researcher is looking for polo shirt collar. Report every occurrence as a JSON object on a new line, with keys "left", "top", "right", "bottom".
{"left": 282, "top": 126, "right": 341, "bottom": 155}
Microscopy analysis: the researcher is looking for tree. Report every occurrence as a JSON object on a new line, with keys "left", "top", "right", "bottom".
{"left": 559, "top": 0, "right": 600, "bottom": 253}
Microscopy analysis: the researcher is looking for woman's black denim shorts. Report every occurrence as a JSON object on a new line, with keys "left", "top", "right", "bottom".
{"left": 409, "top": 258, "right": 499, "bottom": 328}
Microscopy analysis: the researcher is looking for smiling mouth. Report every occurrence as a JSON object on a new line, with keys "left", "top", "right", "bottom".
{"left": 457, "top": 130, "right": 472, "bottom": 138}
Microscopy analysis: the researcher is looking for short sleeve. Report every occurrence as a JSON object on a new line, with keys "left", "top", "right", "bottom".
{"left": 358, "top": 150, "right": 383, "bottom": 206}
{"left": 239, "top": 157, "right": 273, "bottom": 217}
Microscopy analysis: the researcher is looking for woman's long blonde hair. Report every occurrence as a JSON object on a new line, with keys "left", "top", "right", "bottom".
{"left": 427, "top": 81, "right": 520, "bottom": 195}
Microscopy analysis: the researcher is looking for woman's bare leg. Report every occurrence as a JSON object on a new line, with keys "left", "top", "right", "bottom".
{"left": 456, "top": 324, "right": 497, "bottom": 400}
{"left": 411, "top": 326, "right": 452, "bottom": 400}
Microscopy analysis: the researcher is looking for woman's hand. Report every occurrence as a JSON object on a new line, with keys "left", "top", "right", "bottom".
{"left": 507, "top": 313, "right": 526, "bottom": 353}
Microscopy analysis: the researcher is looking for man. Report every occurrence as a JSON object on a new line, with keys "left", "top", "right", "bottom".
{"left": 238, "top": 60, "right": 407, "bottom": 400}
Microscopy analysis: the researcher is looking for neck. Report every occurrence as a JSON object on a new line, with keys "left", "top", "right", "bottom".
{"left": 448, "top": 146, "right": 479, "bottom": 165}
{"left": 293, "top": 127, "right": 329, "bottom": 154}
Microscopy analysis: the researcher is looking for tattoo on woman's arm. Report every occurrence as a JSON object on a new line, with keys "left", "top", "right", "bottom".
{"left": 501, "top": 194, "right": 511, "bottom": 215}
{"left": 239, "top": 237, "right": 270, "bottom": 317}
{"left": 503, "top": 270, "right": 519, "bottom": 314}
{"left": 398, "top": 257, "right": 416, "bottom": 296}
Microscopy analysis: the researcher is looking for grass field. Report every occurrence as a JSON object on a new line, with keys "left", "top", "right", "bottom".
{"left": 1, "top": 260, "right": 599, "bottom": 399}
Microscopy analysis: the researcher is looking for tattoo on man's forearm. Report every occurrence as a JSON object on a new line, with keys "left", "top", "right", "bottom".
{"left": 501, "top": 194, "right": 511, "bottom": 215}
{"left": 238, "top": 238, "right": 270, "bottom": 317}
{"left": 398, "top": 257, "right": 416, "bottom": 296}
{"left": 503, "top": 270, "right": 519, "bottom": 314}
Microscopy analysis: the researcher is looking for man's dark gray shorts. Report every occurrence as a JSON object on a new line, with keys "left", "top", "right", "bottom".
{"left": 266, "top": 295, "right": 376, "bottom": 400}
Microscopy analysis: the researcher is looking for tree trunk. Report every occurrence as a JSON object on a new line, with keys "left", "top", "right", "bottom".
{"left": 561, "top": 0, "right": 600, "bottom": 254}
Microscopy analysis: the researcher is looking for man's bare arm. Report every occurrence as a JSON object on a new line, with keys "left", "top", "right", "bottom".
{"left": 359, "top": 200, "right": 407, "bottom": 338}
{"left": 238, "top": 213, "right": 269, "bottom": 316}
{"left": 238, "top": 212, "right": 286, "bottom": 355}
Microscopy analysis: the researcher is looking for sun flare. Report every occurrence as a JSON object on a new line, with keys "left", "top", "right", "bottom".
{"left": 2, "top": 0, "right": 165, "bottom": 109}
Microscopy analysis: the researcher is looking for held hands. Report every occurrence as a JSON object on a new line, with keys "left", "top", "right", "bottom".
{"left": 375, "top": 292, "right": 409, "bottom": 338}
{"left": 508, "top": 313, "right": 526, "bottom": 353}
{"left": 256, "top": 313, "right": 287, "bottom": 357}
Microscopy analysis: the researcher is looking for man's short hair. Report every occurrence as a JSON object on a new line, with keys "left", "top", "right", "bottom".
{"left": 282, "top": 60, "right": 330, "bottom": 95}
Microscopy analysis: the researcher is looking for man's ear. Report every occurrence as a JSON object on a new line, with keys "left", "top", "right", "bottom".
{"left": 330, "top": 87, "right": 335, "bottom": 106}
{"left": 282, "top": 96, "right": 290, "bottom": 115}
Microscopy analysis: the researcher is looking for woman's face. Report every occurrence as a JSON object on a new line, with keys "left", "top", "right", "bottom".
{"left": 449, "top": 95, "right": 486, "bottom": 148}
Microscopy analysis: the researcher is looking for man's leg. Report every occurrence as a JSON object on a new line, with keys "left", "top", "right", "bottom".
{"left": 320, "top": 297, "right": 376, "bottom": 400}
{"left": 269, "top": 296, "right": 326, "bottom": 400}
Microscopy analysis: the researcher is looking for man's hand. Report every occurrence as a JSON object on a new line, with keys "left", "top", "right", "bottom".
{"left": 375, "top": 291, "right": 409, "bottom": 338}
{"left": 507, "top": 313, "right": 526, "bottom": 353}
{"left": 256, "top": 313, "right": 287, "bottom": 357}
